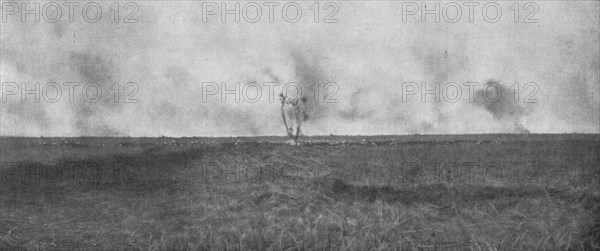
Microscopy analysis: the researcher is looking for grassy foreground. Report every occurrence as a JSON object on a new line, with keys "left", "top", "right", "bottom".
{"left": 0, "top": 135, "right": 598, "bottom": 250}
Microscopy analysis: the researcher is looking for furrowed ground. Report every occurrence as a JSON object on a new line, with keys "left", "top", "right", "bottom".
{"left": 0, "top": 135, "right": 598, "bottom": 250}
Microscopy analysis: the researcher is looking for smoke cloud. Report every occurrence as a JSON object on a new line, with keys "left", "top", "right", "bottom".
{"left": 1, "top": 2, "right": 598, "bottom": 136}
{"left": 474, "top": 81, "right": 530, "bottom": 133}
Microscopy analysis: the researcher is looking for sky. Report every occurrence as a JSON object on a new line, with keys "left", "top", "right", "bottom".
{"left": 1, "top": 1, "right": 598, "bottom": 136}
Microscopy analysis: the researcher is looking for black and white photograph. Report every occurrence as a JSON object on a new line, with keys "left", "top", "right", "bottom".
{"left": 0, "top": 1, "right": 599, "bottom": 250}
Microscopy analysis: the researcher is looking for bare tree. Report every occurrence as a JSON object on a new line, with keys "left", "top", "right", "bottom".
{"left": 279, "top": 93, "right": 308, "bottom": 144}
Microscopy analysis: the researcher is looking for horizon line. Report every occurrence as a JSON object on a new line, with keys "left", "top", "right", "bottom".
{"left": 1, "top": 133, "right": 599, "bottom": 138}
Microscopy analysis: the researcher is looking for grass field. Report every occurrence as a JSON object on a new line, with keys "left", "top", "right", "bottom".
{"left": 1, "top": 135, "right": 599, "bottom": 250}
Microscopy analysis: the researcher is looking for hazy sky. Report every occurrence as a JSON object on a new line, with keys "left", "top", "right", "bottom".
{"left": 1, "top": 1, "right": 598, "bottom": 136}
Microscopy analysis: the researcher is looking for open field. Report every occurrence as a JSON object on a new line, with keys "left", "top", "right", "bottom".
{"left": 1, "top": 135, "right": 599, "bottom": 250}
